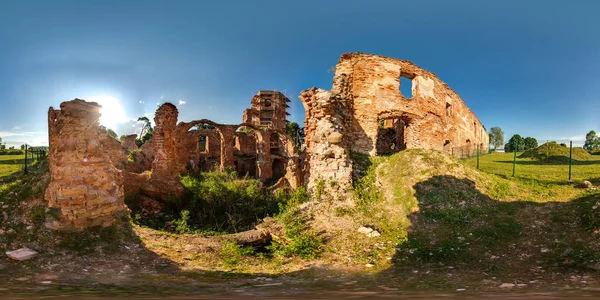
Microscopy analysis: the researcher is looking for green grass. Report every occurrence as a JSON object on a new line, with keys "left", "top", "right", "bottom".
{"left": 463, "top": 152, "right": 600, "bottom": 186}
{"left": 0, "top": 154, "right": 31, "bottom": 179}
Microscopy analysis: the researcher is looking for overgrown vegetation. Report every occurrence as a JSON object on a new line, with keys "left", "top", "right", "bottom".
{"left": 268, "top": 204, "right": 323, "bottom": 259}
{"left": 128, "top": 169, "right": 287, "bottom": 233}
{"left": 351, "top": 151, "right": 383, "bottom": 215}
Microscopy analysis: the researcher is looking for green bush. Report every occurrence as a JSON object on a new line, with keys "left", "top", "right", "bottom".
{"left": 177, "top": 170, "right": 287, "bottom": 233}
{"left": 220, "top": 240, "right": 256, "bottom": 265}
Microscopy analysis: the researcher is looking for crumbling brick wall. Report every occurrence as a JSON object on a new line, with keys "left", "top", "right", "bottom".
{"left": 45, "top": 99, "right": 127, "bottom": 231}
{"left": 299, "top": 53, "right": 489, "bottom": 197}
{"left": 333, "top": 53, "right": 489, "bottom": 155}
{"left": 299, "top": 88, "right": 353, "bottom": 196}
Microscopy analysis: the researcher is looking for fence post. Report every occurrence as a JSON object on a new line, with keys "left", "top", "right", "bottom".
{"left": 476, "top": 145, "right": 480, "bottom": 169}
{"left": 512, "top": 145, "right": 517, "bottom": 177}
{"left": 568, "top": 141, "right": 573, "bottom": 182}
{"left": 24, "top": 144, "right": 28, "bottom": 174}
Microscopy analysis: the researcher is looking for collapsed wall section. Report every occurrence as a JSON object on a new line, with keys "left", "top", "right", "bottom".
{"left": 45, "top": 99, "right": 127, "bottom": 231}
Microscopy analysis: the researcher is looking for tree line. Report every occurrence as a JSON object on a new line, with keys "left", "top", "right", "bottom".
{"left": 488, "top": 127, "right": 538, "bottom": 152}
{"left": 584, "top": 130, "right": 600, "bottom": 152}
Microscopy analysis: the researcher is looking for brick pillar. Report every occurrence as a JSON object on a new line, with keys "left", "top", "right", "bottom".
{"left": 219, "top": 126, "right": 236, "bottom": 172}
{"left": 45, "top": 99, "right": 127, "bottom": 231}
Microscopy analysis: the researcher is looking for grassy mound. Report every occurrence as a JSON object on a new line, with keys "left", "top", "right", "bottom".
{"left": 519, "top": 142, "right": 591, "bottom": 163}
{"left": 325, "top": 149, "right": 600, "bottom": 283}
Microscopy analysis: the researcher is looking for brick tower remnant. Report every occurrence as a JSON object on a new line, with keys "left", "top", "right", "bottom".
{"left": 45, "top": 99, "right": 127, "bottom": 231}
{"left": 142, "top": 103, "right": 185, "bottom": 198}
{"left": 243, "top": 91, "right": 291, "bottom": 131}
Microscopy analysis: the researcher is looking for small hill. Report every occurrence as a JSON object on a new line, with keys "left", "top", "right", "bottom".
{"left": 519, "top": 141, "right": 591, "bottom": 163}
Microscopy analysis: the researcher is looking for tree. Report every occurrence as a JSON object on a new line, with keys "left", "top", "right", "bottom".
{"left": 119, "top": 134, "right": 127, "bottom": 142}
{"left": 106, "top": 128, "right": 118, "bottom": 139}
{"left": 523, "top": 137, "right": 538, "bottom": 150}
{"left": 136, "top": 117, "right": 154, "bottom": 147}
{"left": 584, "top": 130, "right": 600, "bottom": 152}
{"left": 505, "top": 134, "right": 525, "bottom": 152}
{"left": 20, "top": 144, "right": 25, "bottom": 150}
{"left": 560, "top": 143, "right": 567, "bottom": 147}
{"left": 488, "top": 127, "right": 504, "bottom": 150}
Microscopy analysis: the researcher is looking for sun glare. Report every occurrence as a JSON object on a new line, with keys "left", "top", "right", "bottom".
{"left": 88, "top": 95, "right": 129, "bottom": 131}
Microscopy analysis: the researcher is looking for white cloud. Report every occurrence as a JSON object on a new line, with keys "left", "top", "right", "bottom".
{"left": 139, "top": 101, "right": 144, "bottom": 104}
{"left": 0, "top": 131, "right": 43, "bottom": 137}
{"left": 11, "top": 126, "right": 21, "bottom": 130}
{"left": 178, "top": 100, "right": 187, "bottom": 105}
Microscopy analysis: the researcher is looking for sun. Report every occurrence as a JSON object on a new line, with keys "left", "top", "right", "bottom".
{"left": 88, "top": 95, "right": 129, "bottom": 131}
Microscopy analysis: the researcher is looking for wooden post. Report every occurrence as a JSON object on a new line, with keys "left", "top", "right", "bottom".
{"left": 24, "top": 144, "right": 28, "bottom": 174}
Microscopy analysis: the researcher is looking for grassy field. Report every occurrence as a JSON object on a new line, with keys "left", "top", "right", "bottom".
{"left": 0, "top": 154, "right": 28, "bottom": 179}
{"left": 463, "top": 152, "right": 600, "bottom": 184}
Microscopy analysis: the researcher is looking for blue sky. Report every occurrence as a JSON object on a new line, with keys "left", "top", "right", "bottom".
{"left": 0, "top": 0, "right": 599, "bottom": 146}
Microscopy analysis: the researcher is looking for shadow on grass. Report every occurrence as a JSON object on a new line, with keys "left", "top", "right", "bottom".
{"left": 379, "top": 175, "right": 600, "bottom": 289}
{"left": 494, "top": 159, "right": 600, "bottom": 166}
{"left": 0, "top": 158, "right": 27, "bottom": 165}
{"left": 490, "top": 173, "right": 576, "bottom": 186}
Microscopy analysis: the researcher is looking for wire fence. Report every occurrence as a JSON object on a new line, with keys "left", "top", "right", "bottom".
{"left": 0, "top": 144, "right": 48, "bottom": 177}
{"left": 460, "top": 140, "right": 592, "bottom": 182}
{"left": 451, "top": 144, "right": 489, "bottom": 159}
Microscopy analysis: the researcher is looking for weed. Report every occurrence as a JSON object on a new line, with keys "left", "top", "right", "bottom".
{"left": 314, "top": 179, "right": 326, "bottom": 201}
{"left": 30, "top": 206, "right": 46, "bottom": 225}
{"left": 220, "top": 240, "right": 256, "bottom": 265}
{"left": 270, "top": 207, "right": 323, "bottom": 259}
{"left": 173, "top": 210, "right": 192, "bottom": 234}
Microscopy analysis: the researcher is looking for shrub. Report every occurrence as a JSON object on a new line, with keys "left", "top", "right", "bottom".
{"left": 177, "top": 170, "right": 286, "bottom": 233}
{"left": 220, "top": 240, "right": 256, "bottom": 265}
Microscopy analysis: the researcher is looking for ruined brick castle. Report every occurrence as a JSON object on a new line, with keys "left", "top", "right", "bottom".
{"left": 44, "top": 53, "right": 488, "bottom": 230}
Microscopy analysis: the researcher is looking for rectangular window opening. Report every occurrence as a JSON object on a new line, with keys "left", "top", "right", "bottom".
{"left": 400, "top": 72, "right": 414, "bottom": 99}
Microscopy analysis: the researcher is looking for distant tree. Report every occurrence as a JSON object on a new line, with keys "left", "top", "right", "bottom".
{"left": 560, "top": 143, "right": 567, "bottom": 147}
{"left": 106, "top": 128, "right": 118, "bottom": 139}
{"left": 195, "top": 123, "right": 215, "bottom": 130}
{"left": 488, "top": 127, "right": 504, "bottom": 150}
{"left": 286, "top": 122, "right": 300, "bottom": 145}
{"left": 119, "top": 134, "right": 127, "bottom": 142}
{"left": 20, "top": 144, "right": 25, "bottom": 150}
{"left": 136, "top": 117, "right": 153, "bottom": 147}
{"left": 505, "top": 134, "right": 525, "bottom": 152}
{"left": 523, "top": 137, "right": 538, "bottom": 150}
{"left": 8, "top": 146, "right": 14, "bottom": 150}
{"left": 584, "top": 130, "right": 600, "bottom": 152}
